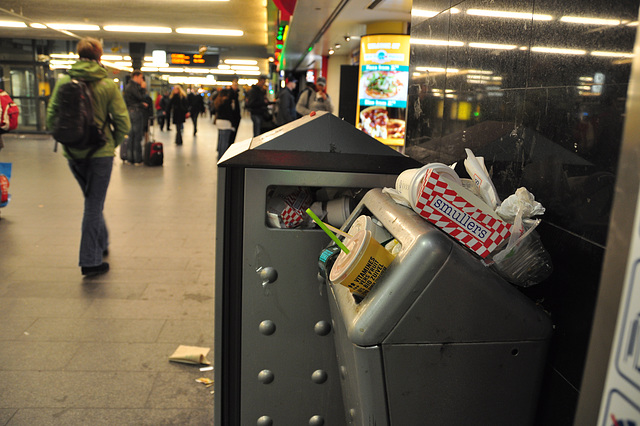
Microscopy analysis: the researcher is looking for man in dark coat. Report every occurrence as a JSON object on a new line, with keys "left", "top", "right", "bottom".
{"left": 276, "top": 78, "right": 297, "bottom": 126}
{"left": 246, "top": 74, "right": 270, "bottom": 136}
{"left": 187, "top": 87, "right": 205, "bottom": 135}
{"left": 123, "top": 70, "right": 148, "bottom": 164}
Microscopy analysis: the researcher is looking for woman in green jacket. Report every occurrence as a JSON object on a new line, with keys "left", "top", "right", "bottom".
{"left": 46, "top": 37, "right": 131, "bottom": 277}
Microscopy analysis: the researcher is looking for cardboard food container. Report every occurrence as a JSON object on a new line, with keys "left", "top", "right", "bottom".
{"left": 414, "top": 169, "right": 511, "bottom": 258}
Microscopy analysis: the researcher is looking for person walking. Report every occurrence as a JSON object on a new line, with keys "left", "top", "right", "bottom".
{"left": 155, "top": 92, "right": 166, "bottom": 131}
{"left": 214, "top": 88, "right": 237, "bottom": 160}
{"left": 168, "top": 85, "right": 189, "bottom": 145}
{"left": 296, "top": 77, "right": 334, "bottom": 116}
{"left": 160, "top": 89, "right": 171, "bottom": 131}
{"left": 123, "top": 70, "right": 148, "bottom": 164}
{"left": 228, "top": 78, "right": 242, "bottom": 144}
{"left": 187, "top": 87, "right": 205, "bottom": 135}
{"left": 46, "top": 37, "right": 131, "bottom": 277}
{"left": 246, "top": 74, "right": 271, "bottom": 136}
{"left": 275, "top": 78, "right": 297, "bottom": 126}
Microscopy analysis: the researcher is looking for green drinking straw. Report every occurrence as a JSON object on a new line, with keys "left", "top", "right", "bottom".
{"left": 305, "top": 208, "right": 350, "bottom": 254}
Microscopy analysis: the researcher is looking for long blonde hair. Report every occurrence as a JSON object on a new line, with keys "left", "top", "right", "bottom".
{"left": 172, "top": 85, "right": 186, "bottom": 99}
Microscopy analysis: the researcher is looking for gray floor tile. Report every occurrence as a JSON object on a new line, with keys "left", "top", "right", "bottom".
{"left": 156, "top": 320, "right": 215, "bottom": 348}
{"left": 0, "top": 409, "right": 17, "bottom": 425}
{"left": 0, "top": 341, "right": 79, "bottom": 371}
{"left": 22, "top": 318, "right": 165, "bottom": 342}
{"left": 0, "top": 297, "right": 92, "bottom": 318}
{"left": 65, "top": 342, "right": 182, "bottom": 372}
{"left": 0, "top": 317, "right": 37, "bottom": 339}
{"left": 6, "top": 408, "right": 213, "bottom": 426}
{"left": 146, "top": 371, "right": 215, "bottom": 409}
{"left": 0, "top": 371, "right": 155, "bottom": 408}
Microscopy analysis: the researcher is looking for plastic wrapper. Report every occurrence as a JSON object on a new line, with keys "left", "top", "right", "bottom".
{"left": 464, "top": 149, "right": 500, "bottom": 210}
{"left": 0, "top": 162, "right": 12, "bottom": 208}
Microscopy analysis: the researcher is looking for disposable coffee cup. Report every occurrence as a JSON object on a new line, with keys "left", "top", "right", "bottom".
{"left": 349, "top": 215, "right": 392, "bottom": 244}
{"left": 329, "top": 230, "right": 395, "bottom": 296}
{"left": 396, "top": 163, "right": 461, "bottom": 209}
{"left": 326, "top": 196, "right": 352, "bottom": 227}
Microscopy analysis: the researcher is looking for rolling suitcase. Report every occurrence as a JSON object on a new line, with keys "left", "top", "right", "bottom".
{"left": 119, "top": 135, "right": 130, "bottom": 162}
{"left": 144, "top": 141, "right": 163, "bottom": 166}
{"left": 143, "top": 117, "right": 163, "bottom": 166}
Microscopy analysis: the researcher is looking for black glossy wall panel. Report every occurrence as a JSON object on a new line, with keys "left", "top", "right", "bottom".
{"left": 406, "top": 1, "right": 638, "bottom": 424}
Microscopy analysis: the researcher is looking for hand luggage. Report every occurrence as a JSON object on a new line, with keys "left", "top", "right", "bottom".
{"left": 143, "top": 117, "right": 163, "bottom": 166}
{"left": 119, "top": 135, "right": 130, "bottom": 162}
{"left": 144, "top": 141, "right": 163, "bottom": 166}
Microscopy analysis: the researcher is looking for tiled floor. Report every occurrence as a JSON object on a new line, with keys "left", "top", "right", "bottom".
{"left": 0, "top": 114, "right": 252, "bottom": 425}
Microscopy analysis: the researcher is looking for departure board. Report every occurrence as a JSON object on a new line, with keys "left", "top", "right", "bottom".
{"left": 168, "top": 52, "right": 219, "bottom": 67}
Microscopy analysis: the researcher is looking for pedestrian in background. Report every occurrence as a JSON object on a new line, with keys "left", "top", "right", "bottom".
{"left": 187, "top": 87, "right": 205, "bottom": 135}
{"left": 214, "top": 88, "right": 236, "bottom": 160}
{"left": 275, "top": 78, "right": 297, "bottom": 126}
{"left": 46, "top": 37, "right": 131, "bottom": 277}
{"left": 168, "top": 85, "right": 189, "bottom": 145}
{"left": 246, "top": 74, "right": 271, "bottom": 136}
{"left": 160, "top": 89, "right": 171, "bottom": 131}
{"left": 123, "top": 70, "right": 148, "bottom": 164}
{"left": 228, "top": 78, "right": 241, "bottom": 144}
{"left": 296, "top": 77, "right": 333, "bottom": 116}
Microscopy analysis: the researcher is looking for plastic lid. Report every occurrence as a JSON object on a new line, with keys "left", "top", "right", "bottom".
{"left": 329, "top": 230, "right": 370, "bottom": 283}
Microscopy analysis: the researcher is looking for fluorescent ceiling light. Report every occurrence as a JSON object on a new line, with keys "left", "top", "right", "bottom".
{"left": 531, "top": 46, "right": 586, "bottom": 55}
{"left": 466, "top": 69, "right": 493, "bottom": 75}
{"left": 627, "top": 21, "right": 639, "bottom": 27}
{"left": 176, "top": 28, "right": 243, "bottom": 36}
{"left": 51, "top": 53, "right": 79, "bottom": 58}
{"left": 30, "top": 23, "right": 47, "bottom": 29}
{"left": 591, "top": 51, "right": 634, "bottom": 58}
{"left": 0, "top": 21, "right": 27, "bottom": 28}
{"left": 468, "top": 42, "right": 517, "bottom": 50}
{"left": 104, "top": 25, "right": 171, "bottom": 33}
{"left": 100, "top": 60, "right": 133, "bottom": 72}
{"left": 224, "top": 59, "right": 258, "bottom": 65}
{"left": 218, "top": 64, "right": 231, "bottom": 69}
{"left": 210, "top": 69, "right": 236, "bottom": 74}
{"left": 47, "top": 23, "right": 100, "bottom": 31}
{"left": 230, "top": 65, "right": 260, "bottom": 71}
{"left": 101, "top": 55, "right": 123, "bottom": 61}
{"left": 141, "top": 67, "right": 159, "bottom": 72}
{"left": 410, "top": 38, "right": 464, "bottom": 47}
{"left": 560, "top": 16, "right": 620, "bottom": 25}
{"left": 466, "top": 9, "right": 553, "bottom": 21}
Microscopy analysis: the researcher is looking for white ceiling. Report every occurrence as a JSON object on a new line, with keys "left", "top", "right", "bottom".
{"left": 0, "top": 0, "right": 411, "bottom": 73}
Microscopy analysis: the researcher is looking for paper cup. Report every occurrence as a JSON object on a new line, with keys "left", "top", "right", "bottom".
{"left": 329, "top": 230, "right": 395, "bottom": 296}
{"left": 396, "top": 163, "right": 461, "bottom": 209}
{"left": 349, "top": 215, "right": 392, "bottom": 244}
{"left": 326, "top": 196, "right": 352, "bottom": 227}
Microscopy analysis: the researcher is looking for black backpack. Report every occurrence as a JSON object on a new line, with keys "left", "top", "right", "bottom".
{"left": 52, "top": 78, "right": 107, "bottom": 157}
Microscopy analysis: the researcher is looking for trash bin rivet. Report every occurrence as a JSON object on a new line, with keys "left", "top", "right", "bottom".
{"left": 309, "top": 415, "right": 325, "bottom": 425}
{"left": 257, "top": 415, "right": 273, "bottom": 426}
{"left": 311, "top": 369, "right": 328, "bottom": 384}
{"left": 259, "top": 320, "right": 276, "bottom": 335}
{"left": 511, "top": 348, "right": 519, "bottom": 356}
{"left": 314, "top": 321, "right": 332, "bottom": 336}
{"left": 258, "top": 369, "right": 275, "bottom": 384}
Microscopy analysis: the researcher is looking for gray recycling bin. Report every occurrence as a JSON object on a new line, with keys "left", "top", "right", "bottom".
{"left": 214, "top": 112, "right": 421, "bottom": 426}
{"left": 328, "top": 188, "right": 553, "bottom": 425}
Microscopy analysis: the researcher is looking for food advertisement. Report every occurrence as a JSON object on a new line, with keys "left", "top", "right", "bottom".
{"left": 356, "top": 34, "right": 410, "bottom": 148}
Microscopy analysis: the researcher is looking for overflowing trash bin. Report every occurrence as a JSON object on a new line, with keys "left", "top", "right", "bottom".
{"left": 213, "top": 111, "right": 421, "bottom": 425}
{"left": 325, "top": 188, "right": 553, "bottom": 425}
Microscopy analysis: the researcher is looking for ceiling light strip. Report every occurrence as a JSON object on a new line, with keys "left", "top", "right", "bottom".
{"left": 466, "top": 9, "right": 553, "bottom": 21}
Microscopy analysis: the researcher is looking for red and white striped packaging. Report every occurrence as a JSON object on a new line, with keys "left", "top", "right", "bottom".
{"left": 414, "top": 169, "right": 511, "bottom": 258}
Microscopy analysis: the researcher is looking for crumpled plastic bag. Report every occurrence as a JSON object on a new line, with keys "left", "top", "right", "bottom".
{"left": 496, "top": 187, "right": 545, "bottom": 223}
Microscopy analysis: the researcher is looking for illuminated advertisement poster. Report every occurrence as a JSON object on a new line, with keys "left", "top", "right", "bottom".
{"left": 355, "top": 34, "right": 410, "bottom": 149}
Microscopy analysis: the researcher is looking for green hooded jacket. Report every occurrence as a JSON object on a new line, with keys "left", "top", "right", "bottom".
{"left": 46, "top": 59, "right": 131, "bottom": 159}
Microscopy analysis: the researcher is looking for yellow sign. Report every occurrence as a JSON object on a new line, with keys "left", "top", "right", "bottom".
{"left": 355, "top": 34, "right": 410, "bottom": 148}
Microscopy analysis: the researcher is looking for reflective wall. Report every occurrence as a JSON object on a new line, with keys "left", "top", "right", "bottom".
{"left": 406, "top": 1, "right": 638, "bottom": 423}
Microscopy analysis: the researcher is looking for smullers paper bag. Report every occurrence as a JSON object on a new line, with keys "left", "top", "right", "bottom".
{"left": 414, "top": 169, "right": 511, "bottom": 259}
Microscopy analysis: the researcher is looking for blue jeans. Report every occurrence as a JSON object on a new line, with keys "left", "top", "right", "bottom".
{"left": 218, "top": 129, "right": 233, "bottom": 160}
{"left": 127, "top": 108, "right": 144, "bottom": 163}
{"left": 251, "top": 114, "right": 262, "bottom": 137}
{"left": 68, "top": 157, "right": 113, "bottom": 267}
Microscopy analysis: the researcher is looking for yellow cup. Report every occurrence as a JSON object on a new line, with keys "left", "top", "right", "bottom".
{"left": 329, "top": 230, "right": 395, "bottom": 296}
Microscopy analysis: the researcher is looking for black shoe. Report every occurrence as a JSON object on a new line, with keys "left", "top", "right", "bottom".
{"left": 82, "top": 262, "right": 109, "bottom": 277}
{"left": 103, "top": 248, "right": 109, "bottom": 257}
